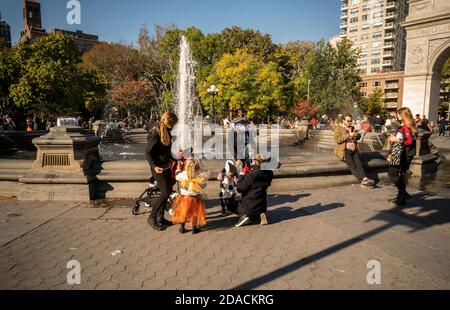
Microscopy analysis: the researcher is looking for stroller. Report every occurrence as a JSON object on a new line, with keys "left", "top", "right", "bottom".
{"left": 132, "top": 148, "right": 191, "bottom": 216}
{"left": 132, "top": 177, "right": 178, "bottom": 216}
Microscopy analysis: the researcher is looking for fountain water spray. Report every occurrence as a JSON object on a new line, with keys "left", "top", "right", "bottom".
{"left": 173, "top": 35, "right": 202, "bottom": 157}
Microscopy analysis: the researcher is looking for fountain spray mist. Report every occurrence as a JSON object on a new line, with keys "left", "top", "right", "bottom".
{"left": 173, "top": 35, "right": 202, "bottom": 155}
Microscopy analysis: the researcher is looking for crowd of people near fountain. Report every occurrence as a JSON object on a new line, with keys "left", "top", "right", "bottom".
{"left": 141, "top": 103, "right": 447, "bottom": 234}
{"left": 144, "top": 112, "right": 274, "bottom": 233}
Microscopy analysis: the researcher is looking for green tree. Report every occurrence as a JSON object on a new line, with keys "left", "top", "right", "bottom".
{"left": 199, "top": 50, "right": 284, "bottom": 120}
{"left": 273, "top": 41, "right": 314, "bottom": 114}
{"left": 440, "top": 57, "right": 450, "bottom": 114}
{"left": 361, "top": 88, "right": 384, "bottom": 116}
{"left": 9, "top": 33, "right": 107, "bottom": 117}
{"left": 0, "top": 44, "right": 19, "bottom": 114}
{"left": 218, "top": 27, "right": 276, "bottom": 62}
{"left": 303, "top": 39, "right": 362, "bottom": 115}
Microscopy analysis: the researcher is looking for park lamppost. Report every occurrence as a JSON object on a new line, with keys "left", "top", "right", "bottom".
{"left": 307, "top": 79, "right": 311, "bottom": 101}
{"left": 207, "top": 84, "right": 219, "bottom": 123}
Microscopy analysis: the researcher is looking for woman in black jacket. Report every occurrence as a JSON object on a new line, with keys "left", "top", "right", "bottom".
{"left": 145, "top": 112, "right": 178, "bottom": 231}
{"left": 387, "top": 107, "right": 417, "bottom": 205}
{"left": 235, "top": 155, "right": 273, "bottom": 227}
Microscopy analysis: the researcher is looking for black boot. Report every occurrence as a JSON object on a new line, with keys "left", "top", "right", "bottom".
{"left": 179, "top": 223, "right": 186, "bottom": 234}
{"left": 147, "top": 215, "right": 163, "bottom": 231}
{"left": 157, "top": 212, "right": 173, "bottom": 227}
{"left": 192, "top": 226, "right": 201, "bottom": 234}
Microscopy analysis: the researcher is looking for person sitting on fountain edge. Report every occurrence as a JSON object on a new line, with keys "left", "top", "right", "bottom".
{"left": 234, "top": 154, "right": 273, "bottom": 227}
{"left": 144, "top": 112, "right": 179, "bottom": 231}
{"left": 334, "top": 113, "right": 375, "bottom": 188}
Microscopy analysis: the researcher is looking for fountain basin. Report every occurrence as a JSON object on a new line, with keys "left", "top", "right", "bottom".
{"left": 1, "top": 151, "right": 392, "bottom": 201}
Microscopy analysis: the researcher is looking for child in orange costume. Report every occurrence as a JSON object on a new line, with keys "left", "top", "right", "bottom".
{"left": 172, "top": 159, "right": 207, "bottom": 234}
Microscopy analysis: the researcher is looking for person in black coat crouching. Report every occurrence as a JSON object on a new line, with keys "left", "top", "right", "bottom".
{"left": 234, "top": 154, "right": 273, "bottom": 227}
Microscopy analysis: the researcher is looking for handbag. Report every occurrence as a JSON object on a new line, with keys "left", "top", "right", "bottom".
{"left": 386, "top": 128, "right": 406, "bottom": 166}
{"left": 387, "top": 141, "right": 403, "bottom": 166}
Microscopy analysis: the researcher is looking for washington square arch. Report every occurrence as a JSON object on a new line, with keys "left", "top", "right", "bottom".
{"left": 402, "top": 0, "right": 450, "bottom": 120}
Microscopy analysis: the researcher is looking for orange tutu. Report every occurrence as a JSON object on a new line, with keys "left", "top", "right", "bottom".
{"left": 171, "top": 195, "right": 206, "bottom": 226}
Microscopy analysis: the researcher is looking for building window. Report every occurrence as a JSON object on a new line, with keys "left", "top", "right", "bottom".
{"left": 362, "top": 24, "right": 370, "bottom": 31}
{"left": 373, "top": 1, "right": 384, "bottom": 8}
{"left": 359, "top": 69, "right": 367, "bottom": 74}
{"left": 373, "top": 32, "right": 382, "bottom": 39}
{"left": 371, "top": 59, "right": 381, "bottom": 65}
{"left": 351, "top": 0, "right": 360, "bottom": 4}
{"left": 350, "top": 17, "right": 359, "bottom": 23}
{"left": 361, "top": 82, "right": 368, "bottom": 87}
{"left": 360, "top": 53, "right": 368, "bottom": 58}
{"left": 363, "top": 4, "right": 371, "bottom": 11}
{"left": 360, "top": 34, "right": 369, "bottom": 40}
{"left": 372, "top": 51, "right": 381, "bottom": 57}
{"left": 373, "top": 12, "right": 383, "bottom": 18}
{"left": 372, "top": 41, "right": 382, "bottom": 48}
{"left": 371, "top": 67, "right": 381, "bottom": 73}
{"left": 373, "top": 22, "right": 383, "bottom": 29}
{"left": 360, "top": 43, "right": 368, "bottom": 49}
{"left": 350, "top": 8, "right": 359, "bottom": 14}
{"left": 362, "top": 14, "right": 369, "bottom": 21}
{"left": 350, "top": 28, "right": 358, "bottom": 33}
{"left": 372, "top": 81, "right": 381, "bottom": 87}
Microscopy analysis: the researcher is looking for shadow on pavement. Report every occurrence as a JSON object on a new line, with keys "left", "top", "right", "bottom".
{"left": 269, "top": 202, "right": 345, "bottom": 224}
{"left": 232, "top": 191, "right": 450, "bottom": 289}
{"left": 366, "top": 192, "right": 450, "bottom": 233}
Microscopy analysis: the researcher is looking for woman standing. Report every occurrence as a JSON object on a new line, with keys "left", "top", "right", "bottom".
{"left": 145, "top": 112, "right": 179, "bottom": 231}
{"left": 387, "top": 107, "right": 417, "bottom": 205}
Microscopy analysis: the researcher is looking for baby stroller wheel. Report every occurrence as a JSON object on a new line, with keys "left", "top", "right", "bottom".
{"left": 132, "top": 204, "right": 140, "bottom": 216}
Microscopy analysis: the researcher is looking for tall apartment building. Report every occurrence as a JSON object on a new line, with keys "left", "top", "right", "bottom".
{"left": 340, "top": 0, "right": 408, "bottom": 75}
{"left": 0, "top": 12, "right": 12, "bottom": 47}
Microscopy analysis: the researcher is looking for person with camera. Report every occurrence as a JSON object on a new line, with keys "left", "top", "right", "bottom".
{"left": 334, "top": 113, "right": 375, "bottom": 188}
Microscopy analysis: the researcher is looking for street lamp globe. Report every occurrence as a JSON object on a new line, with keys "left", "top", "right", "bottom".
{"left": 208, "top": 84, "right": 218, "bottom": 95}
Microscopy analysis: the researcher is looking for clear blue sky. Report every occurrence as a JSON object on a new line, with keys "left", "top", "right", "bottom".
{"left": 1, "top": 0, "right": 341, "bottom": 45}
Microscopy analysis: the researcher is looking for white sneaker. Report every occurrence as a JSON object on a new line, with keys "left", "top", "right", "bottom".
{"left": 361, "top": 177, "right": 374, "bottom": 186}
{"left": 235, "top": 216, "right": 251, "bottom": 227}
{"left": 168, "top": 208, "right": 175, "bottom": 216}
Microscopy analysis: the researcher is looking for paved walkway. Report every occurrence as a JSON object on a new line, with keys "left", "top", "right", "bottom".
{"left": 0, "top": 182, "right": 449, "bottom": 290}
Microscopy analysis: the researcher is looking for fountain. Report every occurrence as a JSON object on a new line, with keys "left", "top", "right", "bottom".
{"left": 0, "top": 35, "right": 446, "bottom": 201}
{"left": 16, "top": 117, "right": 101, "bottom": 201}
{"left": 173, "top": 35, "right": 202, "bottom": 155}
